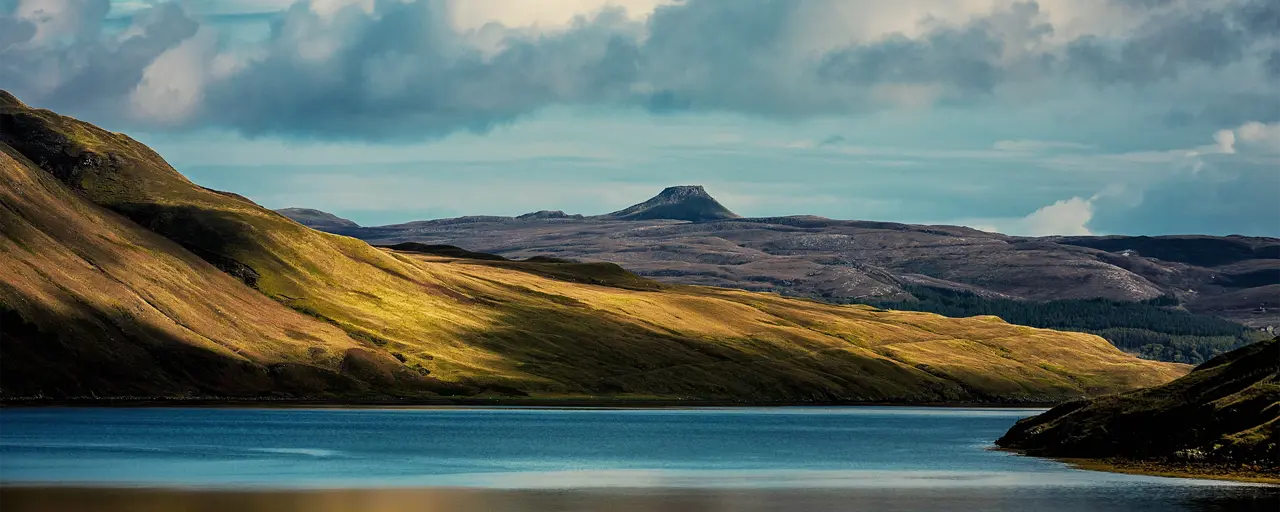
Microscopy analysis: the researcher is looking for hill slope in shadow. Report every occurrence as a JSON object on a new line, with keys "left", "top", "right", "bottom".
{"left": 0, "top": 90, "right": 1186, "bottom": 402}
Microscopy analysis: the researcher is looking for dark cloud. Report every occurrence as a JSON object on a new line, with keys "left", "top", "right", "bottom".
{"left": 0, "top": 0, "right": 1276, "bottom": 140}
{"left": 819, "top": 2, "right": 1052, "bottom": 96}
{"left": 818, "top": 135, "right": 846, "bottom": 146}
{"left": 0, "top": 2, "right": 196, "bottom": 120}
{"left": 819, "top": 30, "right": 1003, "bottom": 93}
{"left": 1237, "top": 0, "right": 1280, "bottom": 36}
{"left": 0, "top": 15, "right": 34, "bottom": 48}
{"left": 193, "top": 1, "right": 642, "bottom": 139}
{"left": 636, "top": 0, "right": 828, "bottom": 116}
{"left": 1066, "top": 9, "right": 1246, "bottom": 84}
{"left": 1091, "top": 163, "right": 1280, "bottom": 236}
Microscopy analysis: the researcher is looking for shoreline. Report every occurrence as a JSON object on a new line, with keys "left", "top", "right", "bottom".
{"left": 990, "top": 447, "right": 1280, "bottom": 486}
{"left": 1056, "top": 457, "right": 1280, "bottom": 486}
{"left": 0, "top": 397, "right": 1060, "bottom": 409}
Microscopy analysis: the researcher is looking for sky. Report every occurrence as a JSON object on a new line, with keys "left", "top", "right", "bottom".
{"left": 1, "top": 0, "right": 1278, "bottom": 236}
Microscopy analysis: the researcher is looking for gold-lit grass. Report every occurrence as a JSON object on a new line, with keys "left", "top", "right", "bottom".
{"left": 0, "top": 92, "right": 1190, "bottom": 401}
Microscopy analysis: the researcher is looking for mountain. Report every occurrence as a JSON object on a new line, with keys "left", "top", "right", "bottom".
{"left": 341, "top": 214, "right": 1278, "bottom": 328}
{"left": 996, "top": 338, "right": 1279, "bottom": 476}
{"left": 275, "top": 208, "right": 359, "bottom": 229}
{"left": 324, "top": 194, "right": 1278, "bottom": 363}
{"left": 517, "top": 210, "right": 584, "bottom": 220}
{"left": 599, "top": 185, "right": 740, "bottom": 222}
{"left": 0, "top": 90, "right": 1184, "bottom": 402}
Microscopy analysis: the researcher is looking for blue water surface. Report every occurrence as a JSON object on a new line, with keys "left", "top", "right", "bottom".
{"left": 0, "top": 406, "right": 1275, "bottom": 510}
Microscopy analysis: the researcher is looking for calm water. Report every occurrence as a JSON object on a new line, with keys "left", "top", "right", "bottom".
{"left": 0, "top": 407, "right": 1276, "bottom": 511}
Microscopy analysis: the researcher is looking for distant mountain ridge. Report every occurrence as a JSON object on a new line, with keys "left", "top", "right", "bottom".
{"left": 275, "top": 208, "right": 359, "bottom": 229}
{"left": 517, "top": 210, "right": 584, "bottom": 220}
{"left": 295, "top": 200, "right": 1278, "bottom": 330}
{"left": 283, "top": 188, "right": 1280, "bottom": 364}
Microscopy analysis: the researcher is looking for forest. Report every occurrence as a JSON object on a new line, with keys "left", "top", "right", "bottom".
{"left": 853, "top": 286, "right": 1267, "bottom": 364}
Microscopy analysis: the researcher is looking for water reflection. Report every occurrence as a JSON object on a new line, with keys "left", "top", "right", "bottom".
{"left": 4, "top": 486, "right": 1278, "bottom": 512}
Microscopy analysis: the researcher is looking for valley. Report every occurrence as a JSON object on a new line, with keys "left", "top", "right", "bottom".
{"left": 0, "top": 90, "right": 1185, "bottom": 402}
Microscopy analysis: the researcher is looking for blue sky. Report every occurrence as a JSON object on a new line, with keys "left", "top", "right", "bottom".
{"left": 2, "top": 0, "right": 1277, "bottom": 235}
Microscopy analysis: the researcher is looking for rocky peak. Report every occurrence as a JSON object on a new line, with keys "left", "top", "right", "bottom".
{"left": 600, "top": 185, "right": 741, "bottom": 222}
{"left": 655, "top": 185, "right": 712, "bottom": 201}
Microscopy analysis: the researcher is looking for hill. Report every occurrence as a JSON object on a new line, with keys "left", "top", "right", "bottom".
{"left": 0, "top": 90, "right": 1185, "bottom": 402}
{"left": 598, "top": 185, "right": 740, "bottom": 222}
{"left": 274, "top": 208, "right": 359, "bottom": 229}
{"left": 318, "top": 194, "right": 1278, "bottom": 363}
{"left": 854, "top": 286, "right": 1270, "bottom": 365}
{"left": 996, "top": 338, "right": 1279, "bottom": 480}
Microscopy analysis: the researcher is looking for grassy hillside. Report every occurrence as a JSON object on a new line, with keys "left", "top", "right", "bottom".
{"left": 997, "top": 338, "right": 1278, "bottom": 477}
{"left": 0, "top": 90, "right": 1186, "bottom": 402}
{"left": 855, "top": 286, "right": 1267, "bottom": 365}
{"left": 0, "top": 145, "right": 423, "bottom": 397}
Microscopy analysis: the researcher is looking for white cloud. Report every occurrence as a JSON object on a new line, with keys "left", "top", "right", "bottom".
{"left": 308, "top": 0, "right": 375, "bottom": 20}
{"left": 1021, "top": 196, "right": 1095, "bottom": 235}
{"left": 1194, "top": 121, "right": 1280, "bottom": 157}
{"left": 960, "top": 197, "right": 1095, "bottom": 236}
{"left": 992, "top": 139, "right": 1094, "bottom": 152}
{"left": 1235, "top": 121, "right": 1280, "bottom": 152}
{"left": 130, "top": 28, "right": 230, "bottom": 124}
{"left": 447, "top": 0, "right": 671, "bottom": 31}
{"left": 16, "top": 0, "right": 107, "bottom": 43}
{"left": 1213, "top": 129, "right": 1236, "bottom": 154}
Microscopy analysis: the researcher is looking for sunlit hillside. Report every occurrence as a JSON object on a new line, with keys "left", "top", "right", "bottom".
{"left": 0, "top": 90, "right": 1186, "bottom": 401}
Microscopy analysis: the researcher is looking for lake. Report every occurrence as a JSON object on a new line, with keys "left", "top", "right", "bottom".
{"left": 0, "top": 407, "right": 1275, "bottom": 511}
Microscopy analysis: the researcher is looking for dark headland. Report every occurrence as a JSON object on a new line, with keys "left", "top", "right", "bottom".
{"left": 997, "top": 337, "right": 1279, "bottom": 483}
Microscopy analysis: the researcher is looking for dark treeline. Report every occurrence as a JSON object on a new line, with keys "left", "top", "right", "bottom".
{"left": 851, "top": 286, "right": 1265, "bottom": 364}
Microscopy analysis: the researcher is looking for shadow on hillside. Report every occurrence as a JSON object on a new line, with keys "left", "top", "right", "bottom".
{"left": 384, "top": 243, "right": 665, "bottom": 291}
{"left": 114, "top": 202, "right": 270, "bottom": 288}
{"left": 0, "top": 287, "right": 468, "bottom": 400}
{"left": 440, "top": 288, "right": 978, "bottom": 403}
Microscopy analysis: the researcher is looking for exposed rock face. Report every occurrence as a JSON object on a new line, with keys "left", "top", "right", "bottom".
{"left": 276, "top": 208, "right": 359, "bottom": 229}
{"left": 599, "top": 185, "right": 741, "bottom": 222}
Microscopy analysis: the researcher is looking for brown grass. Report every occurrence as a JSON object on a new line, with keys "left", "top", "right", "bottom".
{"left": 0, "top": 94, "right": 1189, "bottom": 401}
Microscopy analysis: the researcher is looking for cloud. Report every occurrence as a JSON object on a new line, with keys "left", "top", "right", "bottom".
{"left": 1234, "top": 121, "right": 1280, "bottom": 151}
{"left": 1, "top": 1, "right": 198, "bottom": 122}
{"left": 1021, "top": 196, "right": 1096, "bottom": 235}
{"left": 818, "top": 135, "right": 846, "bottom": 146}
{"left": 1206, "top": 120, "right": 1280, "bottom": 155}
{"left": 992, "top": 139, "right": 1094, "bottom": 152}
{"left": 964, "top": 195, "right": 1096, "bottom": 236}
{"left": 1090, "top": 161, "right": 1279, "bottom": 235}
{"left": 1064, "top": 5, "right": 1253, "bottom": 85}
{"left": 1, "top": 0, "right": 1278, "bottom": 140}
{"left": 1213, "top": 129, "right": 1237, "bottom": 154}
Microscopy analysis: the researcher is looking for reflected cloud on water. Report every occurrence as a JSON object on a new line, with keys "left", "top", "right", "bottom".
{"left": 3, "top": 485, "right": 1278, "bottom": 512}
